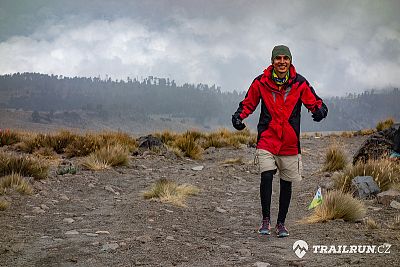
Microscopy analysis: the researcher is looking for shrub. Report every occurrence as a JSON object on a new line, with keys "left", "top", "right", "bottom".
{"left": 354, "top": 129, "right": 376, "bottom": 136}
{"left": 0, "top": 199, "right": 10, "bottom": 210}
{"left": 143, "top": 178, "right": 199, "bottom": 207}
{"left": 155, "top": 130, "right": 179, "bottom": 145}
{"left": 173, "top": 134, "right": 203, "bottom": 160}
{"left": 100, "top": 131, "right": 138, "bottom": 152}
{"left": 0, "top": 129, "right": 21, "bottom": 146}
{"left": 376, "top": 117, "right": 394, "bottom": 132}
{"left": 323, "top": 145, "right": 347, "bottom": 172}
{"left": 82, "top": 144, "right": 129, "bottom": 170}
{"left": 334, "top": 159, "right": 400, "bottom": 192}
{"left": 202, "top": 133, "right": 229, "bottom": 149}
{"left": 0, "top": 153, "right": 49, "bottom": 179}
{"left": 221, "top": 157, "right": 244, "bottom": 165}
{"left": 364, "top": 217, "right": 379, "bottom": 229}
{"left": 0, "top": 173, "right": 33, "bottom": 195}
{"left": 65, "top": 133, "right": 101, "bottom": 158}
{"left": 305, "top": 190, "right": 366, "bottom": 223}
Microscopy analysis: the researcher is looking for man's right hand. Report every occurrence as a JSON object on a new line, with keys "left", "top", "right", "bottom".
{"left": 232, "top": 114, "right": 246, "bottom": 130}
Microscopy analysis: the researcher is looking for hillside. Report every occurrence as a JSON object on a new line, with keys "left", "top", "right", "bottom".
{"left": 0, "top": 73, "right": 399, "bottom": 132}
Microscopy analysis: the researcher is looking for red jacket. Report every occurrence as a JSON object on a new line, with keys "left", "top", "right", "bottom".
{"left": 234, "top": 64, "right": 326, "bottom": 155}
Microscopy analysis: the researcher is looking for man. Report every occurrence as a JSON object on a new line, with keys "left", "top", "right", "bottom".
{"left": 232, "top": 45, "right": 327, "bottom": 237}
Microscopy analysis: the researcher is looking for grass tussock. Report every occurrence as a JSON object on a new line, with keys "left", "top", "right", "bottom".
{"left": 65, "top": 133, "right": 102, "bottom": 158}
{"left": 376, "top": 117, "right": 395, "bottom": 132}
{"left": 173, "top": 133, "right": 203, "bottom": 160}
{"left": 143, "top": 178, "right": 199, "bottom": 207}
{"left": 0, "top": 153, "right": 49, "bottom": 179}
{"left": 323, "top": 144, "right": 347, "bottom": 172}
{"left": 0, "top": 129, "right": 21, "bottom": 146}
{"left": 0, "top": 173, "right": 33, "bottom": 195}
{"left": 364, "top": 217, "right": 380, "bottom": 229}
{"left": 334, "top": 159, "right": 400, "bottom": 192}
{"left": 389, "top": 215, "right": 400, "bottom": 230}
{"left": 354, "top": 129, "right": 376, "bottom": 136}
{"left": 100, "top": 131, "right": 138, "bottom": 152}
{"left": 82, "top": 144, "right": 129, "bottom": 170}
{"left": 340, "top": 131, "right": 354, "bottom": 138}
{"left": 0, "top": 199, "right": 10, "bottom": 210}
{"left": 304, "top": 190, "right": 366, "bottom": 223}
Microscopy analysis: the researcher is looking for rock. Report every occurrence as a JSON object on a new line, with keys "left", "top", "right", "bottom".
{"left": 138, "top": 135, "right": 163, "bottom": 149}
{"left": 95, "top": 231, "right": 110, "bottom": 235}
{"left": 205, "top": 147, "right": 216, "bottom": 153}
{"left": 220, "top": 245, "right": 231, "bottom": 249}
{"left": 166, "top": 236, "right": 175, "bottom": 241}
{"left": 104, "top": 186, "right": 120, "bottom": 195}
{"left": 63, "top": 218, "right": 75, "bottom": 224}
{"left": 320, "top": 180, "right": 335, "bottom": 190}
{"left": 136, "top": 235, "right": 152, "bottom": 243}
{"left": 215, "top": 207, "right": 227, "bottom": 213}
{"left": 238, "top": 248, "right": 251, "bottom": 257}
{"left": 40, "top": 204, "right": 50, "bottom": 210}
{"left": 191, "top": 166, "right": 204, "bottom": 171}
{"left": 377, "top": 189, "right": 400, "bottom": 205}
{"left": 101, "top": 243, "right": 119, "bottom": 251}
{"left": 32, "top": 207, "right": 45, "bottom": 214}
{"left": 65, "top": 230, "right": 79, "bottom": 235}
{"left": 351, "top": 176, "right": 380, "bottom": 199}
{"left": 83, "top": 233, "right": 99, "bottom": 237}
{"left": 390, "top": 200, "right": 400, "bottom": 209}
{"left": 88, "top": 183, "right": 95, "bottom": 188}
{"left": 60, "top": 194, "right": 70, "bottom": 201}
{"left": 254, "top": 262, "right": 271, "bottom": 267}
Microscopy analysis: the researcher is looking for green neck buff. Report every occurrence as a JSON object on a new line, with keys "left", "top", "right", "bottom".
{"left": 272, "top": 70, "right": 289, "bottom": 85}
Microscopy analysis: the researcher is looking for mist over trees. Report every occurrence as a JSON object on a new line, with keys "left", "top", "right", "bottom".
{"left": 0, "top": 72, "right": 399, "bottom": 131}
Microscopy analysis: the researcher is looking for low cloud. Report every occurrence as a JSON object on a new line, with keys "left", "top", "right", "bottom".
{"left": 0, "top": 0, "right": 399, "bottom": 96}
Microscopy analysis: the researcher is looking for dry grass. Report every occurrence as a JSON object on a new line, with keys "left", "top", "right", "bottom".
{"left": 0, "top": 173, "right": 33, "bottom": 195}
{"left": 173, "top": 133, "right": 203, "bottom": 160}
{"left": 323, "top": 144, "right": 347, "bottom": 172}
{"left": 354, "top": 129, "right": 376, "bottom": 136}
{"left": 0, "top": 129, "right": 21, "bottom": 146}
{"left": 376, "top": 117, "right": 395, "bottom": 132}
{"left": 82, "top": 144, "right": 129, "bottom": 170}
{"left": 340, "top": 131, "right": 354, "bottom": 138}
{"left": 65, "top": 133, "right": 102, "bottom": 158}
{"left": 143, "top": 178, "right": 199, "bottom": 207}
{"left": 364, "top": 217, "right": 380, "bottom": 229}
{"left": 100, "top": 131, "right": 138, "bottom": 152}
{"left": 304, "top": 190, "right": 366, "bottom": 223}
{"left": 0, "top": 199, "right": 10, "bottom": 210}
{"left": 334, "top": 159, "right": 400, "bottom": 192}
{"left": 166, "top": 145, "right": 184, "bottom": 158}
{"left": 155, "top": 130, "right": 179, "bottom": 146}
{"left": 0, "top": 153, "right": 49, "bottom": 179}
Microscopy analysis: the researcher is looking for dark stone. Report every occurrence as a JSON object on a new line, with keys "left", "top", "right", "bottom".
{"left": 353, "top": 125, "right": 399, "bottom": 164}
{"left": 137, "top": 135, "right": 163, "bottom": 149}
{"left": 351, "top": 176, "right": 380, "bottom": 199}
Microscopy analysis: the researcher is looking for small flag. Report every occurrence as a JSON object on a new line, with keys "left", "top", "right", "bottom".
{"left": 308, "top": 186, "right": 322, "bottom": 210}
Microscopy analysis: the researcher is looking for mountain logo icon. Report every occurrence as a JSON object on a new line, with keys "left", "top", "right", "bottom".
{"left": 293, "top": 240, "right": 308, "bottom": 258}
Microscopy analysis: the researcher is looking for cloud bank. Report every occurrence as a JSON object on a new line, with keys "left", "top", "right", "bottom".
{"left": 0, "top": 0, "right": 399, "bottom": 96}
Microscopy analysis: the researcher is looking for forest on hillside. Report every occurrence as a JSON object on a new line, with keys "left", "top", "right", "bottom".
{"left": 0, "top": 72, "right": 399, "bottom": 131}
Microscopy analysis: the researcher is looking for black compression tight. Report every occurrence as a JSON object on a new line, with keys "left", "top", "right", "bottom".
{"left": 260, "top": 170, "right": 292, "bottom": 224}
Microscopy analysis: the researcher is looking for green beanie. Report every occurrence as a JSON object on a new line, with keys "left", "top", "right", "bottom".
{"left": 271, "top": 45, "right": 292, "bottom": 62}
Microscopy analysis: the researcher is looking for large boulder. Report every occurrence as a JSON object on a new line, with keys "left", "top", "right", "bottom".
{"left": 353, "top": 125, "right": 399, "bottom": 164}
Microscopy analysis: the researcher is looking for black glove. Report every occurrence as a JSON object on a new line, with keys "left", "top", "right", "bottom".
{"left": 232, "top": 114, "right": 246, "bottom": 130}
{"left": 312, "top": 103, "right": 328, "bottom": 122}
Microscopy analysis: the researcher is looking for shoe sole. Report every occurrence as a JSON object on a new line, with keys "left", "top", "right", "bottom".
{"left": 258, "top": 230, "right": 271, "bottom": 235}
{"left": 276, "top": 233, "right": 289, "bottom": 238}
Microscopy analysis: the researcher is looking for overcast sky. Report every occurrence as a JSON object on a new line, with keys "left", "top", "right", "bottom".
{"left": 0, "top": 0, "right": 399, "bottom": 96}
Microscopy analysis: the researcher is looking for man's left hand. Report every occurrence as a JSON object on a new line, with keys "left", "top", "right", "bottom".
{"left": 312, "top": 104, "right": 328, "bottom": 122}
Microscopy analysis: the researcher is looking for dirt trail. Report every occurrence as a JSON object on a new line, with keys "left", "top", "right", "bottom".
{"left": 1, "top": 135, "right": 399, "bottom": 266}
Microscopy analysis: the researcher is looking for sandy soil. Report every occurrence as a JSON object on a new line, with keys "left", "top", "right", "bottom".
{"left": 0, "top": 135, "right": 399, "bottom": 267}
